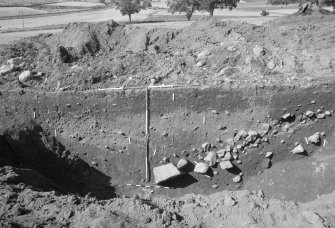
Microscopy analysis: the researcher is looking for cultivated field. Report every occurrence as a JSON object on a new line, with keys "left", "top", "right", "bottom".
{"left": 0, "top": 0, "right": 300, "bottom": 45}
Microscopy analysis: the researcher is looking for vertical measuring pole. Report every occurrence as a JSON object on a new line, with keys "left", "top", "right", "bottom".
{"left": 145, "top": 86, "right": 150, "bottom": 182}
{"left": 20, "top": 11, "right": 25, "bottom": 28}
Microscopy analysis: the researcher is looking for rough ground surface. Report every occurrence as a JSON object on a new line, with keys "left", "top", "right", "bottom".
{"left": 0, "top": 14, "right": 334, "bottom": 91}
{"left": 1, "top": 13, "right": 335, "bottom": 228}
{"left": 1, "top": 164, "right": 335, "bottom": 228}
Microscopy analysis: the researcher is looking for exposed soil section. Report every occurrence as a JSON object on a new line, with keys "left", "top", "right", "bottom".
{"left": 1, "top": 83, "right": 335, "bottom": 202}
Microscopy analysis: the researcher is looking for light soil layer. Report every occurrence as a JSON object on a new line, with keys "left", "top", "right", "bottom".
{"left": 1, "top": 83, "right": 335, "bottom": 203}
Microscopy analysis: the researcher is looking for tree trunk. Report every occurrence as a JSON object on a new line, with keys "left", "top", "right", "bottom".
{"left": 128, "top": 14, "right": 132, "bottom": 24}
{"left": 186, "top": 6, "right": 194, "bottom": 21}
{"left": 209, "top": 7, "right": 214, "bottom": 17}
{"left": 315, "top": 0, "right": 319, "bottom": 7}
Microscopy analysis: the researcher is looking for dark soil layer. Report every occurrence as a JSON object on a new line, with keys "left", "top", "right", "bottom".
{"left": 1, "top": 83, "right": 335, "bottom": 202}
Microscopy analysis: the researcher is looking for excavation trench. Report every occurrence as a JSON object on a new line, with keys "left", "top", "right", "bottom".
{"left": 1, "top": 83, "right": 335, "bottom": 202}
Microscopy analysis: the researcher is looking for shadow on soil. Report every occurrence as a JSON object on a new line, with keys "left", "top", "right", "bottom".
{"left": 0, "top": 122, "right": 116, "bottom": 200}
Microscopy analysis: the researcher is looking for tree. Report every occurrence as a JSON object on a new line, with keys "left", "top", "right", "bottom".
{"left": 199, "top": 0, "right": 240, "bottom": 17}
{"left": 116, "top": 0, "right": 145, "bottom": 23}
{"left": 167, "top": 0, "right": 201, "bottom": 20}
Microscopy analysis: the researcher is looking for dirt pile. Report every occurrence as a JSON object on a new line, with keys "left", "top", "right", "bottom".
{"left": 0, "top": 15, "right": 334, "bottom": 91}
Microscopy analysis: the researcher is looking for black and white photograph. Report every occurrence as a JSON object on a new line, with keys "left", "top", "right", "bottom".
{"left": 0, "top": 0, "right": 335, "bottom": 227}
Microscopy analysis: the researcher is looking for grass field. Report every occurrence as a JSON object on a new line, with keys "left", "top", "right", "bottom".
{"left": 0, "top": 6, "right": 48, "bottom": 17}
{"left": 0, "top": 0, "right": 63, "bottom": 7}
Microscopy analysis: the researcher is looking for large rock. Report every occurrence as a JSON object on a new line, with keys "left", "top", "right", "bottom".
{"left": 238, "top": 130, "right": 248, "bottom": 138}
{"left": 0, "top": 64, "right": 15, "bottom": 76}
{"left": 153, "top": 163, "right": 181, "bottom": 184}
{"left": 246, "top": 130, "right": 258, "bottom": 143}
{"left": 204, "top": 151, "right": 217, "bottom": 167}
{"left": 267, "top": 60, "right": 276, "bottom": 70}
{"left": 282, "top": 113, "right": 294, "bottom": 121}
{"left": 194, "top": 162, "right": 209, "bottom": 174}
{"left": 221, "top": 152, "right": 232, "bottom": 161}
{"left": 301, "top": 211, "right": 324, "bottom": 227}
{"left": 253, "top": 45, "right": 265, "bottom": 57}
{"left": 308, "top": 132, "right": 320, "bottom": 144}
{"left": 7, "top": 57, "right": 23, "bottom": 66}
{"left": 177, "top": 158, "right": 188, "bottom": 169}
{"left": 220, "top": 161, "right": 233, "bottom": 170}
{"left": 201, "top": 142, "right": 210, "bottom": 151}
{"left": 305, "top": 110, "right": 315, "bottom": 118}
{"left": 291, "top": 144, "right": 305, "bottom": 154}
{"left": 197, "top": 49, "right": 211, "bottom": 60}
{"left": 18, "top": 70, "right": 32, "bottom": 83}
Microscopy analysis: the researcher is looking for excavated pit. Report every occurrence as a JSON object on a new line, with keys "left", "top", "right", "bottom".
{"left": 1, "top": 83, "right": 335, "bottom": 203}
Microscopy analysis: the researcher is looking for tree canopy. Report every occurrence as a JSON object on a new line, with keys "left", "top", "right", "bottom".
{"left": 167, "top": 0, "right": 201, "bottom": 20}
{"left": 167, "top": 0, "right": 239, "bottom": 19}
{"left": 199, "top": 0, "right": 240, "bottom": 17}
{"left": 116, "top": 0, "right": 145, "bottom": 23}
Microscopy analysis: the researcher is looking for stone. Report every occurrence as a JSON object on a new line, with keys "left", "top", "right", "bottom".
{"left": 233, "top": 175, "right": 242, "bottom": 183}
{"left": 262, "top": 158, "right": 271, "bottom": 169}
{"left": 221, "top": 152, "right": 232, "bottom": 161}
{"left": 238, "top": 130, "right": 248, "bottom": 138}
{"left": 212, "top": 110, "right": 219, "bottom": 114}
{"left": 267, "top": 60, "right": 276, "bottom": 70}
{"left": 246, "top": 130, "right": 258, "bottom": 142}
{"left": 7, "top": 57, "right": 23, "bottom": 66}
{"left": 257, "top": 189, "right": 264, "bottom": 198}
{"left": 261, "top": 123, "right": 271, "bottom": 133}
{"left": 202, "top": 142, "right": 210, "bottom": 151}
{"left": 204, "top": 151, "right": 217, "bottom": 167}
{"left": 220, "top": 160, "right": 233, "bottom": 170}
{"left": 217, "top": 125, "right": 226, "bottom": 130}
{"left": 224, "top": 196, "right": 236, "bottom": 206}
{"left": 177, "top": 158, "right": 188, "bottom": 169}
{"left": 245, "top": 56, "right": 252, "bottom": 64}
{"left": 281, "top": 113, "right": 293, "bottom": 120}
{"left": 217, "top": 149, "right": 225, "bottom": 157}
{"left": 196, "top": 60, "right": 205, "bottom": 67}
{"left": 153, "top": 163, "right": 181, "bottom": 184}
{"left": 212, "top": 184, "right": 219, "bottom": 189}
{"left": 227, "top": 46, "right": 237, "bottom": 52}
{"left": 291, "top": 144, "right": 305, "bottom": 154}
{"left": 197, "top": 49, "right": 211, "bottom": 59}
{"left": 325, "top": 111, "right": 331, "bottom": 116}
{"left": 265, "top": 152, "right": 273, "bottom": 158}
{"left": 194, "top": 162, "right": 209, "bottom": 174}
{"left": 305, "top": 110, "right": 315, "bottom": 118}
{"left": 18, "top": 70, "right": 32, "bottom": 83}
{"left": 253, "top": 45, "right": 265, "bottom": 57}
{"left": 308, "top": 132, "right": 320, "bottom": 144}
{"left": 283, "top": 123, "right": 290, "bottom": 132}
{"left": 150, "top": 78, "right": 157, "bottom": 84}
{"left": 0, "top": 64, "right": 15, "bottom": 76}
{"left": 301, "top": 211, "right": 324, "bottom": 226}
{"left": 317, "top": 113, "right": 326, "bottom": 119}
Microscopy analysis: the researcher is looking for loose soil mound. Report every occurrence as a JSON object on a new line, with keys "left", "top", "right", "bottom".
{"left": 0, "top": 15, "right": 335, "bottom": 91}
